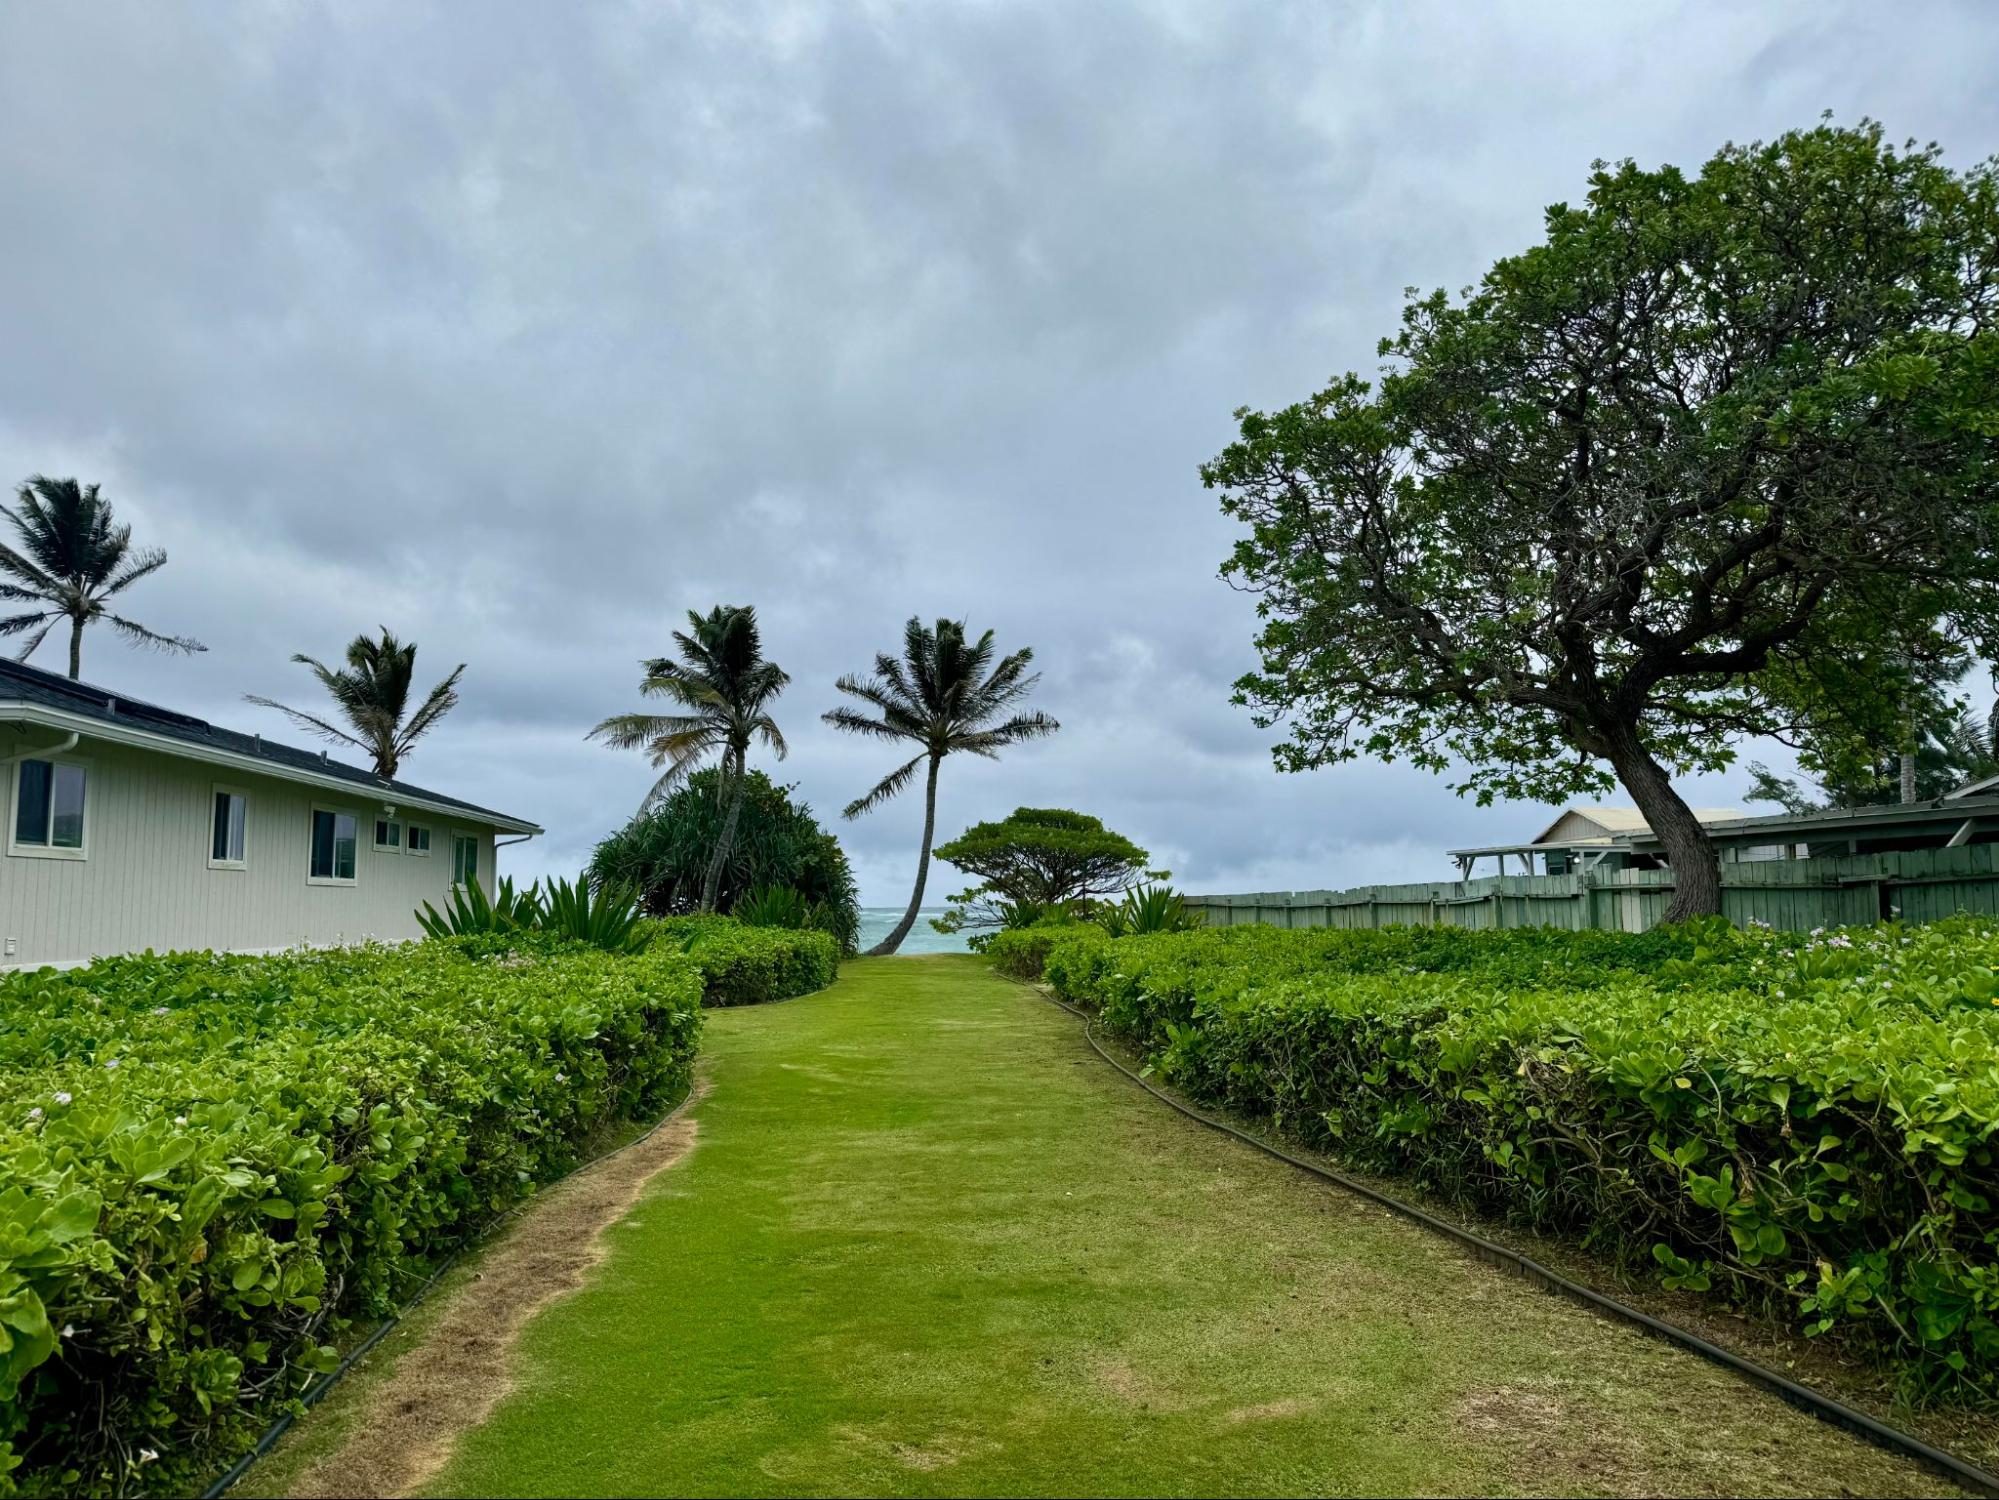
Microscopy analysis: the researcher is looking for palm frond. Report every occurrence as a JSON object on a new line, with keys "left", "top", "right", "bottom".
{"left": 843, "top": 752, "right": 926, "bottom": 819}
{"left": 11, "top": 617, "right": 57, "bottom": 662}
{"left": 821, "top": 704, "right": 921, "bottom": 743}
{"left": 107, "top": 614, "right": 205, "bottom": 655}
{"left": 0, "top": 609, "right": 55, "bottom": 638}
{"left": 99, "top": 548, "right": 169, "bottom": 599}
{"left": 242, "top": 695, "right": 370, "bottom": 754}
{"left": 951, "top": 709, "right": 1062, "bottom": 752}
{"left": 396, "top": 664, "right": 465, "bottom": 747}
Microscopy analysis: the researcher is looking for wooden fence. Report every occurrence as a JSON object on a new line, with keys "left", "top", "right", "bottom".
{"left": 1186, "top": 844, "right": 1999, "bottom": 933}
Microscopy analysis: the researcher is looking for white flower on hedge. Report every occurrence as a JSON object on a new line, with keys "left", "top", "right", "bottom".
{"left": 53, "top": 1091, "right": 72, "bottom": 1105}
{"left": 152, "top": 1006, "right": 169, "bottom": 1016}
{"left": 104, "top": 1059, "right": 120, "bottom": 1070}
{"left": 139, "top": 1448, "right": 158, "bottom": 1464}
{"left": 554, "top": 1072, "right": 568, "bottom": 1084}
{"left": 25, "top": 1106, "right": 42, "bottom": 1122}
{"left": 174, "top": 1115, "right": 188, "bottom": 1127}
{"left": 60, "top": 1323, "right": 73, "bottom": 1338}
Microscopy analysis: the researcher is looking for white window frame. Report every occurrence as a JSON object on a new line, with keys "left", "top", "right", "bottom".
{"left": 451, "top": 831, "right": 480, "bottom": 889}
{"left": 372, "top": 815, "right": 403, "bottom": 852}
{"left": 307, "top": 804, "right": 360, "bottom": 887}
{"left": 208, "top": 783, "right": 250, "bottom": 871}
{"left": 8, "top": 754, "right": 91, "bottom": 862}
{"left": 406, "top": 822, "right": 432, "bottom": 857}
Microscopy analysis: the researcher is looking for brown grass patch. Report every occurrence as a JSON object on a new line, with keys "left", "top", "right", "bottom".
{"left": 1091, "top": 1355, "right": 1188, "bottom": 1413}
{"left": 1224, "top": 1396, "right": 1313, "bottom": 1424}
{"left": 281, "top": 1089, "right": 706, "bottom": 1499}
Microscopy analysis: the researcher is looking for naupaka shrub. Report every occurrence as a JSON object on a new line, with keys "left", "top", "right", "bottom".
{"left": 654, "top": 917, "right": 840, "bottom": 1006}
{"left": 1021, "top": 917, "right": 1999, "bottom": 1397}
{"left": 0, "top": 938, "right": 704, "bottom": 1497}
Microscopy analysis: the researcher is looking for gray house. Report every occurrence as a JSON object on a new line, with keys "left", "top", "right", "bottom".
{"left": 0, "top": 657, "right": 539, "bottom": 969}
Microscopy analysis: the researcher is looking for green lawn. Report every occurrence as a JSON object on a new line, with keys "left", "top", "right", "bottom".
{"left": 423, "top": 955, "right": 1949, "bottom": 1498}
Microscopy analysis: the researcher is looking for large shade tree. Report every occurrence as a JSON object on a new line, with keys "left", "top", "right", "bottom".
{"left": 589, "top": 605, "right": 788, "bottom": 913}
{"left": 825, "top": 617, "right": 1059, "bottom": 955}
{"left": 1204, "top": 121, "right": 1999, "bottom": 920}
{"left": 247, "top": 628, "right": 464, "bottom": 779}
{"left": 0, "top": 476, "right": 205, "bottom": 679}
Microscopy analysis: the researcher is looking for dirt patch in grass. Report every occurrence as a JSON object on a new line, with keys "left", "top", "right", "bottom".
{"left": 279, "top": 1091, "right": 706, "bottom": 1499}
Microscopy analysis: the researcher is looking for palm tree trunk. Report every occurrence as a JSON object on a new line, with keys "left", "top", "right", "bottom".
{"left": 67, "top": 617, "right": 83, "bottom": 680}
{"left": 700, "top": 750, "right": 746, "bottom": 913}
{"left": 868, "top": 754, "right": 940, "bottom": 956}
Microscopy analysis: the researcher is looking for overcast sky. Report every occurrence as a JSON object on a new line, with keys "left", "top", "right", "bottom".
{"left": 2, "top": 3, "right": 1995, "bottom": 904}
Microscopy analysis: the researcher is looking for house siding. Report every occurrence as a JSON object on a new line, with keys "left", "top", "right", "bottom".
{"left": 0, "top": 737, "right": 502, "bottom": 969}
{"left": 1538, "top": 810, "right": 1612, "bottom": 844}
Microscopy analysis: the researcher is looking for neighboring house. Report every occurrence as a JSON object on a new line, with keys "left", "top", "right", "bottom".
{"left": 0, "top": 657, "right": 539, "bottom": 969}
{"left": 1450, "top": 796, "right": 1999, "bottom": 879}
{"left": 1451, "top": 804, "right": 1749, "bottom": 878}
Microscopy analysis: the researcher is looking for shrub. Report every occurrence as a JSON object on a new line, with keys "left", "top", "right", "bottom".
{"left": 590, "top": 770, "right": 861, "bottom": 953}
{"left": 652, "top": 916, "right": 840, "bottom": 1007}
{"left": 537, "top": 876, "right": 649, "bottom": 952}
{"left": 733, "top": 885, "right": 810, "bottom": 929}
{"left": 415, "top": 874, "right": 648, "bottom": 953}
{"left": 987, "top": 917, "right": 1103, "bottom": 980}
{"left": 0, "top": 940, "right": 703, "bottom": 1497}
{"left": 1036, "top": 917, "right": 1999, "bottom": 1397}
{"left": 1094, "top": 883, "right": 1201, "bottom": 938}
{"left": 412, "top": 874, "right": 541, "bottom": 939}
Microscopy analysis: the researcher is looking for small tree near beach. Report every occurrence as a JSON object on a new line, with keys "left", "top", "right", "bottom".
{"left": 932, "top": 807, "right": 1152, "bottom": 944}
{"left": 1205, "top": 121, "right": 1999, "bottom": 919}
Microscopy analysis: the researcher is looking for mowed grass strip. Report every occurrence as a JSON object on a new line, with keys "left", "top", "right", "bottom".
{"left": 425, "top": 956, "right": 1954, "bottom": 1498}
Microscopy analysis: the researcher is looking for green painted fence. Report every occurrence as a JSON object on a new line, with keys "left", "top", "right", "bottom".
{"left": 1188, "top": 844, "right": 1999, "bottom": 933}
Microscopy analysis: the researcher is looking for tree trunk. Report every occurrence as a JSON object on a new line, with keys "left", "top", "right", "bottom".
{"left": 1600, "top": 722, "right": 1723, "bottom": 923}
{"left": 1900, "top": 748, "right": 1918, "bottom": 805}
{"left": 67, "top": 618, "right": 83, "bottom": 680}
{"left": 867, "top": 754, "right": 940, "bottom": 956}
{"left": 700, "top": 751, "right": 746, "bottom": 914}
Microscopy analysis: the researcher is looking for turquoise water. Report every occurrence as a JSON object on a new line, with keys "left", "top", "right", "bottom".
{"left": 855, "top": 907, "right": 971, "bottom": 954}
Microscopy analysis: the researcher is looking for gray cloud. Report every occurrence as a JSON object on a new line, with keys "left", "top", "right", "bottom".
{"left": 2, "top": 1, "right": 1994, "bottom": 901}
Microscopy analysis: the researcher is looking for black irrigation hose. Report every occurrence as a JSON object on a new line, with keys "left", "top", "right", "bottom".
{"left": 1031, "top": 986, "right": 1999, "bottom": 1500}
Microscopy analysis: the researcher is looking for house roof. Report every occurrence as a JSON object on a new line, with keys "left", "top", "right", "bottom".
{"left": 1615, "top": 792, "right": 1993, "bottom": 851}
{"left": 1526, "top": 804, "right": 1748, "bottom": 844}
{"left": 0, "top": 656, "right": 540, "bottom": 835}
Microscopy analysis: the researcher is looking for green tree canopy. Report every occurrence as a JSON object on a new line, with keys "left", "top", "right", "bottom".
{"left": 1203, "top": 120, "right": 1999, "bottom": 920}
{"left": 588, "top": 768, "right": 859, "bottom": 953}
{"left": 932, "top": 807, "right": 1152, "bottom": 939}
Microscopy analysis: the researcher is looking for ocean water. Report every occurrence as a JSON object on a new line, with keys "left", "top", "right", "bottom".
{"left": 855, "top": 907, "right": 971, "bottom": 954}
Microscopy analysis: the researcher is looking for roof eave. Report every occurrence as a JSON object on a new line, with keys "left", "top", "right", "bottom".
{"left": 0, "top": 700, "right": 543, "bottom": 836}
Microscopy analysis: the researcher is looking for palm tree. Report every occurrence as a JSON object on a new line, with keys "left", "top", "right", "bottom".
{"left": 0, "top": 476, "right": 206, "bottom": 680}
{"left": 825, "top": 617, "right": 1059, "bottom": 956}
{"left": 246, "top": 628, "right": 464, "bottom": 779}
{"left": 589, "top": 605, "right": 789, "bottom": 913}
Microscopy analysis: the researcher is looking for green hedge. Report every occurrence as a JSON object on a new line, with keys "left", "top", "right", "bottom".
{"left": 988, "top": 921, "right": 1105, "bottom": 980}
{"left": 653, "top": 917, "right": 841, "bottom": 1006}
{"left": 1027, "top": 918, "right": 1999, "bottom": 1397}
{"left": 0, "top": 939, "right": 704, "bottom": 1497}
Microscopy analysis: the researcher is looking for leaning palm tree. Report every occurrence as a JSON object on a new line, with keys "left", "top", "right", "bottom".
{"left": 589, "top": 605, "right": 789, "bottom": 913}
{"left": 825, "top": 617, "right": 1059, "bottom": 956}
{"left": 246, "top": 628, "right": 464, "bottom": 780}
{"left": 0, "top": 476, "right": 206, "bottom": 679}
